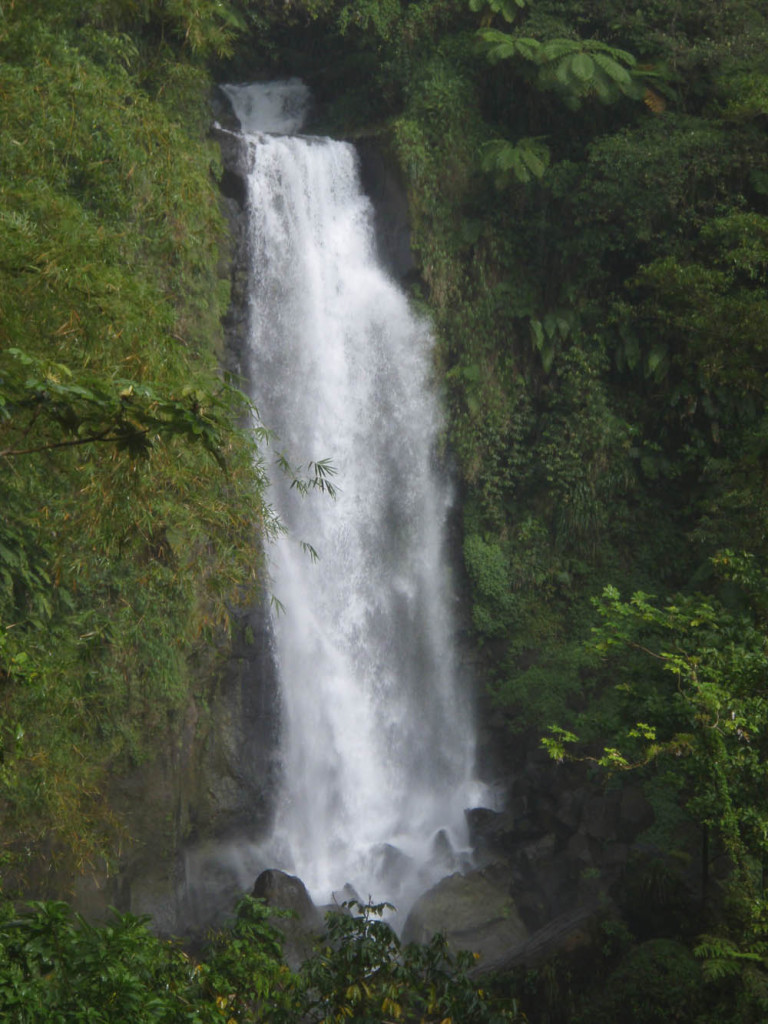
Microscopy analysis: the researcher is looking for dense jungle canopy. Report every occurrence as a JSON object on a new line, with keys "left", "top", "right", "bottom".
{"left": 2, "top": 0, "right": 768, "bottom": 1020}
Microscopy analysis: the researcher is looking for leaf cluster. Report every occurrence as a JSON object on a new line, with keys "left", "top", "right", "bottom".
{"left": 478, "top": 31, "right": 644, "bottom": 108}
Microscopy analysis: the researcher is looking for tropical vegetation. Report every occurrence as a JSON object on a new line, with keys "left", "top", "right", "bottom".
{"left": 2, "top": 0, "right": 768, "bottom": 1019}
{"left": 0, "top": 896, "right": 519, "bottom": 1022}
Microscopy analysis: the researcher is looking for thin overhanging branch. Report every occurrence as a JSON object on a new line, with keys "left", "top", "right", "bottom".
{"left": 627, "top": 639, "right": 673, "bottom": 662}
{"left": 0, "top": 428, "right": 150, "bottom": 458}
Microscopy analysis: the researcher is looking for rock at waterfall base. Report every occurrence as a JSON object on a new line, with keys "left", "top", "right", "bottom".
{"left": 402, "top": 865, "right": 528, "bottom": 965}
{"left": 252, "top": 869, "right": 323, "bottom": 967}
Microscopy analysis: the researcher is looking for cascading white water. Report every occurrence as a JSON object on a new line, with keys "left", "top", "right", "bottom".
{"left": 223, "top": 80, "right": 483, "bottom": 917}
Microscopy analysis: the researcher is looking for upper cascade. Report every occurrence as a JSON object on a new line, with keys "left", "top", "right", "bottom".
{"left": 221, "top": 79, "right": 311, "bottom": 135}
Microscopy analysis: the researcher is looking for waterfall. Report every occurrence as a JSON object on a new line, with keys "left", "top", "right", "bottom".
{"left": 222, "top": 80, "right": 483, "bottom": 918}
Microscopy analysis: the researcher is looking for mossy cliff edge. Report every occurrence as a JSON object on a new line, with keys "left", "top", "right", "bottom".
{"left": 0, "top": 2, "right": 279, "bottom": 917}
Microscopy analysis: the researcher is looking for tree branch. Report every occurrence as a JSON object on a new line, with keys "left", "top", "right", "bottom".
{"left": 0, "top": 429, "right": 149, "bottom": 458}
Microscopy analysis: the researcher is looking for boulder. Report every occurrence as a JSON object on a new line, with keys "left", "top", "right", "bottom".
{"left": 402, "top": 865, "right": 528, "bottom": 966}
{"left": 372, "top": 843, "right": 414, "bottom": 890}
{"left": 252, "top": 869, "right": 323, "bottom": 968}
{"left": 329, "top": 882, "right": 361, "bottom": 908}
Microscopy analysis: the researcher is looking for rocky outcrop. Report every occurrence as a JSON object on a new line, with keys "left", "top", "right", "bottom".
{"left": 392, "top": 741, "right": 659, "bottom": 974}
{"left": 465, "top": 742, "right": 656, "bottom": 928}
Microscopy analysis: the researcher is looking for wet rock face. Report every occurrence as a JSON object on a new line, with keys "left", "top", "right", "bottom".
{"left": 355, "top": 137, "right": 416, "bottom": 284}
{"left": 466, "top": 807, "right": 517, "bottom": 858}
{"left": 73, "top": 580, "right": 280, "bottom": 935}
{"left": 211, "top": 85, "right": 242, "bottom": 131}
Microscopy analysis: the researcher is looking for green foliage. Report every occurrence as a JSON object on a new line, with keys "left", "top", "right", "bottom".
{"left": 464, "top": 534, "right": 516, "bottom": 638}
{"left": 0, "top": 895, "right": 296, "bottom": 1022}
{"left": 541, "top": 552, "right": 768, "bottom": 1019}
{"left": 0, "top": 895, "right": 522, "bottom": 1023}
{"left": 288, "top": 898, "right": 521, "bottom": 1024}
{"left": 688, "top": 879, "right": 768, "bottom": 1021}
{"left": 545, "top": 562, "right": 768, "bottom": 870}
{"left": 198, "top": 895, "right": 297, "bottom": 1022}
{"left": 581, "top": 939, "right": 704, "bottom": 1024}
{"left": 337, "top": 0, "right": 402, "bottom": 40}
{"left": 0, "top": 900, "right": 199, "bottom": 1022}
